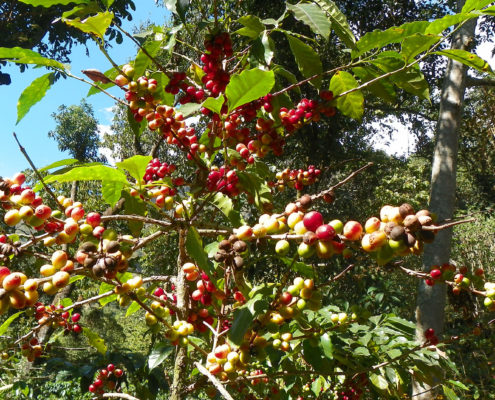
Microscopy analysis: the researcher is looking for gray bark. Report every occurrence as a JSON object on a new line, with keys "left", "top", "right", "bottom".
{"left": 412, "top": 0, "right": 477, "bottom": 398}
{"left": 170, "top": 230, "right": 189, "bottom": 400}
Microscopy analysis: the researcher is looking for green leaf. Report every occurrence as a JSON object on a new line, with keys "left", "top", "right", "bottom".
{"left": 17, "top": 73, "right": 54, "bottom": 124}
{"left": 202, "top": 95, "right": 225, "bottom": 115}
{"left": 401, "top": 33, "right": 442, "bottom": 62}
{"left": 425, "top": 13, "right": 479, "bottom": 35}
{"left": 186, "top": 227, "right": 211, "bottom": 276}
{"left": 236, "top": 172, "right": 272, "bottom": 209}
{"left": 352, "top": 21, "right": 430, "bottom": 58}
{"left": 211, "top": 193, "right": 242, "bottom": 226}
{"left": 236, "top": 15, "right": 265, "bottom": 39}
{"left": 447, "top": 380, "right": 469, "bottom": 391}
{"left": 148, "top": 342, "right": 174, "bottom": 369}
{"left": 442, "top": 385, "right": 460, "bottom": 400}
{"left": 311, "top": 376, "right": 325, "bottom": 397}
{"left": 18, "top": 0, "right": 88, "bottom": 5}
{"left": 116, "top": 155, "right": 152, "bottom": 184}
{"left": 99, "top": 281, "right": 117, "bottom": 306}
{"left": 286, "top": 35, "right": 322, "bottom": 88}
{"left": 82, "top": 327, "right": 107, "bottom": 354}
{"left": 371, "top": 52, "right": 430, "bottom": 100}
{"left": 385, "top": 316, "right": 416, "bottom": 336}
{"left": 370, "top": 373, "right": 389, "bottom": 391}
{"left": 44, "top": 164, "right": 128, "bottom": 185}
{"left": 59, "top": 298, "right": 73, "bottom": 308}
{"left": 302, "top": 339, "right": 333, "bottom": 372}
{"left": 329, "top": 71, "right": 364, "bottom": 120}
{"left": 102, "top": 0, "right": 115, "bottom": 8}
{"left": 122, "top": 191, "right": 146, "bottom": 236}
{"left": 63, "top": 11, "right": 114, "bottom": 39}
{"left": 352, "top": 66, "right": 396, "bottom": 103}
{"left": 433, "top": 49, "right": 494, "bottom": 74}
{"left": 39, "top": 158, "right": 79, "bottom": 172}
{"left": 483, "top": 5, "right": 495, "bottom": 15}
{"left": 226, "top": 68, "right": 275, "bottom": 112}
{"left": 0, "top": 47, "right": 65, "bottom": 69}
{"left": 353, "top": 346, "right": 371, "bottom": 356}
{"left": 101, "top": 181, "right": 124, "bottom": 207}
{"left": 229, "top": 294, "right": 269, "bottom": 345}
{"left": 229, "top": 307, "right": 254, "bottom": 345}
{"left": 261, "top": 31, "right": 275, "bottom": 65}
{"left": 0, "top": 312, "right": 24, "bottom": 336}
{"left": 320, "top": 333, "right": 333, "bottom": 359}
{"left": 462, "top": 0, "right": 493, "bottom": 12}
{"left": 69, "top": 275, "right": 86, "bottom": 284}
{"left": 314, "top": 0, "right": 356, "bottom": 48}
{"left": 287, "top": 3, "right": 331, "bottom": 39}
{"left": 125, "top": 301, "right": 141, "bottom": 317}
{"left": 133, "top": 38, "right": 163, "bottom": 78}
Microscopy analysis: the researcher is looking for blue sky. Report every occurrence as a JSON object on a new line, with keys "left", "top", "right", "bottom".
{"left": 0, "top": 1, "right": 169, "bottom": 178}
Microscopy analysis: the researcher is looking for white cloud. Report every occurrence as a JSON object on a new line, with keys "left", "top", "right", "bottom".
{"left": 97, "top": 124, "right": 117, "bottom": 166}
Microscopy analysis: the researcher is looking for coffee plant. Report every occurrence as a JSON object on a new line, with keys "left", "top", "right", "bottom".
{"left": 1, "top": 0, "right": 494, "bottom": 399}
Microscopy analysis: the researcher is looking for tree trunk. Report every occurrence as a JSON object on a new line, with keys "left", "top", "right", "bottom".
{"left": 170, "top": 229, "right": 189, "bottom": 400}
{"left": 412, "top": 1, "right": 477, "bottom": 398}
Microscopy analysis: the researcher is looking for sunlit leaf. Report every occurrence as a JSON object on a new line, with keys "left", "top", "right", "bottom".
{"left": 226, "top": 68, "right": 275, "bottom": 112}
{"left": 286, "top": 34, "right": 322, "bottom": 87}
{"left": 314, "top": 0, "right": 356, "bottom": 48}
{"left": 63, "top": 11, "right": 114, "bottom": 39}
{"left": 0, "top": 47, "right": 65, "bottom": 69}
{"left": 287, "top": 3, "right": 331, "bottom": 39}
{"left": 329, "top": 71, "right": 364, "bottom": 120}
{"left": 17, "top": 73, "right": 54, "bottom": 124}
{"left": 433, "top": 49, "right": 494, "bottom": 74}
{"left": 0, "top": 312, "right": 24, "bottom": 336}
{"left": 82, "top": 327, "right": 107, "bottom": 354}
{"left": 18, "top": 0, "right": 88, "bottom": 6}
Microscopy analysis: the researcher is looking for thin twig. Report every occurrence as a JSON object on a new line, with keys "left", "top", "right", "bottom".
{"left": 100, "top": 393, "right": 141, "bottom": 400}
{"left": 194, "top": 362, "right": 235, "bottom": 400}
{"left": 13, "top": 132, "right": 64, "bottom": 212}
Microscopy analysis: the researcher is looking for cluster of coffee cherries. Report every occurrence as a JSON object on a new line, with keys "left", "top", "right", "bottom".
{"left": 200, "top": 32, "right": 233, "bottom": 96}
{"left": 1, "top": 174, "right": 76, "bottom": 245}
{"left": 271, "top": 277, "right": 322, "bottom": 328}
{"left": 143, "top": 158, "right": 177, "bottom": 183}
{"left": 34, "top": 303, "right": 82, "bottom": 334}
{"left": 165, "top": 320, "right": 195, "bottom": 346}
{"left": 215, "top": 116, "right": 284, "bottom": 163}
{"left": 484, "top": 282, "right": 495, "bottom": 311}
{"left": 206, "top": 343, "right": 241, "bottom": 377}
{"left": 166, "top": 73, "right": 206, "bottom": 105}
{"left": 425, "top": 264, "right": 481, "bottom": 293}
{"left": 20, "top": 337, "right": 43, "bottom": 362}
{"left": 76, "top": 240, "right": 128, "bottom": 279}
{"left": 207, "top": 165, "right": 242, "bottom": 197}
{"left": 88, "top": 363, "right": 124, "bottom": 395}
{"left": 424, "top": 327, "right": 439, "bottom": 346}
{"left": 334, "top": 373, "right": 368, "bottom": 400}
{"left": 279, "top": 92, "right": 336, "bottom": 133}
{"left": 233, "top": 194, "right": 353, "bottom": 260}
{"left": 182, "top": 262, "right": 222, "bottom": 307}
{"left": 361, "top": 203, "right": 438, "bottom": 264}
{"left": 269, "top": 166, "right": 321, "bottom": 192}
{"left": 213, "top": 235, "right": 247, "bottom": 270}
{"left": 0, "top": 267, "right": 37, "bottom": 313}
